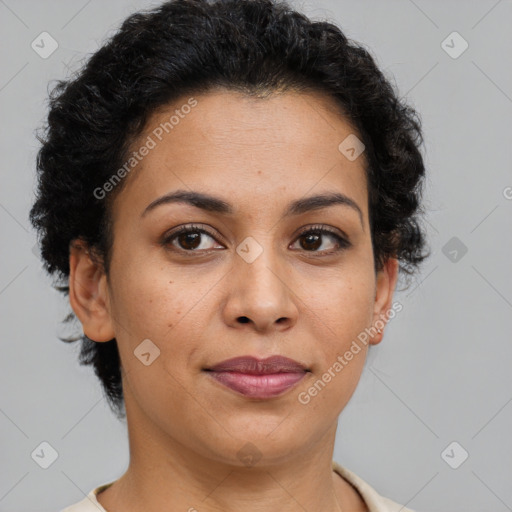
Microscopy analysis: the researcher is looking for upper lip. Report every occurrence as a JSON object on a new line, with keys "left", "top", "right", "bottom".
{"left": 205, "top": 355, "right": 309, "bottom": 374}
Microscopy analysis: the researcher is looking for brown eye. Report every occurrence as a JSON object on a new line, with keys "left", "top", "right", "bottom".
{"left": 299, "top": 232, "right": 322, "bottom": 251}
{"left": 176, "top": 231, "right": 202, "bottom": 250}
{"left": 162, "top": 224, "right": 223, "bottom": 253}
{"left": 292, "top": 226, "right": 351, "bottom": 255}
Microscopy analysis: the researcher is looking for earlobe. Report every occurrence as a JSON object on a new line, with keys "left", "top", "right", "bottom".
{"left": 369, "top": 257, "right": 399, "bottom": 345}
{"left": 68, "top": 240, "right": 115, "bottom": 342}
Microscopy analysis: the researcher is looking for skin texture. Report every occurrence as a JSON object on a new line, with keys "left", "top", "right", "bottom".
{"left": 69, "top": 89, "right": 399, "bottom": 512}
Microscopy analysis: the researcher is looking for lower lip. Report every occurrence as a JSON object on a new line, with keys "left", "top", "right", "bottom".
{"left": 206, "top": 371, "right": 307, "bottom": 399}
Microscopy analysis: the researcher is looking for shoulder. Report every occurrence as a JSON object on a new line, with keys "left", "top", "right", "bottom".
{"left": 332, "top": 461, "right": 417, "bottom": 512}
{"left": 59, "top": 482, "right": 113, "bottom": 512}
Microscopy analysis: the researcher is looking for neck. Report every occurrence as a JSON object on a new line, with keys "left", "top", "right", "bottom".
{"left": 96, "top": 384, "right": 361, "bottom": 512}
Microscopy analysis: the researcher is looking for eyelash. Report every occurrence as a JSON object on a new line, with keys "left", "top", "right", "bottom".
{"left": 161, "top": 223, "right": 351, "bottom": 257}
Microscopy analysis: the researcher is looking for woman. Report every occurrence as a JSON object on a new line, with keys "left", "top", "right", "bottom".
{"left": 30, "top": 0, "right": 429, "bottom": 510}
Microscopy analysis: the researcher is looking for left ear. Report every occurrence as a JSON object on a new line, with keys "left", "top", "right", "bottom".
{"left": 369, "top": 257, "right": 399, "bottom": 345}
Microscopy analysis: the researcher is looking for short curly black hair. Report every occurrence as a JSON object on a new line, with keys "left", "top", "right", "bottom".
{"left": 29, "top": 0, "right": 430, "bottom": 419}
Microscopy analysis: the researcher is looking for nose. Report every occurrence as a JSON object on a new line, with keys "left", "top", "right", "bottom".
{"left": 221, "top": 241, "right": 299, "bottom": 333}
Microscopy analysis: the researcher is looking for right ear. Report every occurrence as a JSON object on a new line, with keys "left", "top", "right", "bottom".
{"left": 68, "top": 239, "right": 115, "bottom": 342}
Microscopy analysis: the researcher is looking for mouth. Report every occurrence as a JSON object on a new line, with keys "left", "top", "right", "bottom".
{"left": 203, "top": 355, "right": 310, "bottom": 399}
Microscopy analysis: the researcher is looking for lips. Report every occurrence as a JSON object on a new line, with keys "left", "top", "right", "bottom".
{"left": 204, "top": 355, "right": 309, "bottom": 399}
{"left": 207, "top": 355, "right": 308, "bottom": 374}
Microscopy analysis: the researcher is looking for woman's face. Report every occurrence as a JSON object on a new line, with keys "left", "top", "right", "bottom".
{"left": 73, "top": 88, "right": 398, "bottom": 465}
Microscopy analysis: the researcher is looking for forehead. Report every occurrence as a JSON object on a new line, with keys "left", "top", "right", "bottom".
{"left": 144, "top": 87, "right": 358, "bottom": 152}
{"left": 113, "top": 88, "right": 369, "bottom": 223}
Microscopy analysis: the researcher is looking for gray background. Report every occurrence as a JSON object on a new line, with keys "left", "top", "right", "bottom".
{"left": 1, "top": 0, "right": 511, "bottom": 511}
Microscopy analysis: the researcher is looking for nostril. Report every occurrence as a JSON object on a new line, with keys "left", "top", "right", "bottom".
{"left": 238, "top": 316, "right": 250, "bottom": 323}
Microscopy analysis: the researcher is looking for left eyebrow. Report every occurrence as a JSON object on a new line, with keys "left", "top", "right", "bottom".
{"left": 141, "top": 189, "right": 364, "bottom": 228}
{"left": 141, "top": 190, "right": 233, "bottom": 217}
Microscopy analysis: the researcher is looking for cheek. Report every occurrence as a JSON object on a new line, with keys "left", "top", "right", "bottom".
{"left": 107, "top": 262, "right": 202, "bottom": 411}
{"left": 108, "top": 254, "right": 215, "bottom": 377}
{"left": 106, "top": 256, "right": 186, "bottom": 354}
{"left": 299, "top": 287, "right": 373, "bottom": 418}
{"left": 301, "top": 267, "right": 374, "bottom": 391}
{"left": 303, "top": 265, "right": 375, "bottom": 333}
